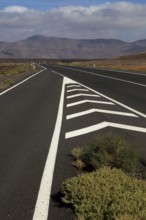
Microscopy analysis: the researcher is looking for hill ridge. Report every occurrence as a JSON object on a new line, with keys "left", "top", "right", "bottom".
{"left": 0, "top": 35, "right": 146, "bottom": 59}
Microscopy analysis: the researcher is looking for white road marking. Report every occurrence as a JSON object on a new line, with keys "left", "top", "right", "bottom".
{"left": 32, "top": 77, "right": 65, "bottom": 220}
{"left": 67, "top": 88, "right": 89, "bottom": 92}
{"left": 67, "top": 85, "right": 81, "bottom": 88}
{"left": 32, "top": 76, "right": 76, "bottom": 220}
{"left": 67, "top": 100, "right": 115, "bottom": 107}
{"left": 67, "top": 93, "right": 100, "bottom": 99}
{"left": 0, "top": 65, "right": 47, "bottom": 96}
{"left": 58, "top": 65, "right": 146, "bottom": 87}
{"left": 66, "top": 121, "right": 146, "bottom": 139}
{"left": 93, "top": 67, "right": 146, "bottom": 77}
{"left": 66, "top": 108, "right": 138, "bottom": 120}
{"left": 51, "top": 69, "right": 146, "bottom": 118}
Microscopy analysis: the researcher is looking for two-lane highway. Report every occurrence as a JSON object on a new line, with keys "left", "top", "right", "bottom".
{"left": 47, "top": 65, "right": 146, "bottom": 115}
{"left": 0, "top": 64, "right": 146, "bottom": 220}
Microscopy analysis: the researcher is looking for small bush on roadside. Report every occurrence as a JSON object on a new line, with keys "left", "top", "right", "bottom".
{"left": 77, "top": 133, "right": 139, "bottom": 173}
{"left": 0, "top": 79, "right": 14, "bottom": 90}
{"left": 71, "top": 147, "right": 83, "bottom": 160}
{"left": 72, "top": 160, "right": 85, "bottom": 171}
{"left": 4, "top": 79, "right": 14, "bottom": 85}
{"left": 61, "top": 167, "right": 146, "bottom": 220}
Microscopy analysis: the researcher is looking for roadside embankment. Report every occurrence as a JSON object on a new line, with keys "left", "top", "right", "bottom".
{"left": 0, "top": 63, "right": 41, "bottom": 91}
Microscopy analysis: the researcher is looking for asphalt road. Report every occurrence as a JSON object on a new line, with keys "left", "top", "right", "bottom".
{"left": 0, "top": 64, "right": 146, "bottom": 220}
{"left": 47, "top": 65, "right": 146, "bottom": 115}
{"left": 0, "top": 68, "right": 63, "bottom": 219}
{"left": 45, "top": 64, "right": 146, "bottom": 220}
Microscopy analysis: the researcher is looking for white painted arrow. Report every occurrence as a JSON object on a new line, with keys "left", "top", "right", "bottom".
{"left": 65, "top": 121, "right": 146, "bottom": 139}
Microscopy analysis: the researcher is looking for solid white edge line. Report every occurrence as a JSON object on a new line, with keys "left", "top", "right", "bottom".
{"left": 92, "top": 67, "right": 146, "bottom": 77}
{"left": 65, "top": 121, "right": 146, "bottom": 139}
{"left": 56, "top": 64, "right": 146, "bottom": 77}
{"left": 61, "top": 66, "right": 146, "bottom": 87}
{"left": 0, "top": 65, "right": 47, "bottom": 96}
{"left": 67, "top": 100, "right": 115, "bottom": 107}
{"left": 66, "top": 108, "right": 138, "bottom": 120}
{"left": 32, "top": 77, "right": 65, "bottom": 220}
{"left": 51, "top": 67, "right": 146, "bottom": 118}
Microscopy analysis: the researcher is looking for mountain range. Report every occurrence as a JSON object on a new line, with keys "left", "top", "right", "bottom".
{"left": 0, "top": 35, "right": 146, "bottom": 59}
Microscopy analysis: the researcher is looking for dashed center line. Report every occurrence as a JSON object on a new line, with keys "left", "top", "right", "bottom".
{"left": 66, "top": 108, "right": 138, "bottom": 119}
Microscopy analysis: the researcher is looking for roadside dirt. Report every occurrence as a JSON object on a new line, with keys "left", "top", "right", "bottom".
{"left": 0, "top": 64, "right": 41, "bottom": 92}
{"left": 62, "top": 59, "right": 146, "bottom": 74}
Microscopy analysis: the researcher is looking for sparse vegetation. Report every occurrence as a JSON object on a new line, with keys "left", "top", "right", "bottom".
{"left": 0, "top": 63, "right": 37, "bottom": 91}
{"left": 61, "top": 133, "right": 146, "bottom": 219}
{"left": 0, "top": 79, "right": 14, "bottom": 90}
{"left": 62, "top": 167, "right": 146, "bottom": 220}
{"left": 72, "top": 159, "right": 85, "bottom": 171}
{"left": 71, "top": 133, "right": 139, "bottom": 174}
{"left": 71, "top": 147, "right": 83, "bottom": 160}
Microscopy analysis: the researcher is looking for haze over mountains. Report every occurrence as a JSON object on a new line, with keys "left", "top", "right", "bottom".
{"left": 0, "top": 35, "right": 146, "bottom": 59}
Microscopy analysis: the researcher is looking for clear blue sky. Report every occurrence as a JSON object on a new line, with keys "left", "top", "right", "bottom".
{"left": 0, "top": 0, "right": 145, "bottom": 10}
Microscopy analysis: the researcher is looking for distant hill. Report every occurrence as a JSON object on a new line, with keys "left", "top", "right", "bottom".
{"left": 0, "top": 35, "right": 146, "bottom": 59}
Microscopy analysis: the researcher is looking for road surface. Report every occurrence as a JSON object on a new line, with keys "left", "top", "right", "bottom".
{"left": 0, "top": 64, "right": 146, "bottom": 220}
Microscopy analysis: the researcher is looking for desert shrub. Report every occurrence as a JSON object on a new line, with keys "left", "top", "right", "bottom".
{"left": 72, "top": 159, "right": 85, "bottom": 171}
{"left": 8, "top": 64, "right": 32, "bottom": 74}
{"left": 4, "top": 79, "right": 14, "bottom": 85}
{"left": 61, "top": 167, "right": 146, "bottom": 220}
{"left": 0, "top": 79, "right": 14, "bottom": 90}
{"left": 1, "top": 63, "right": 36, "bottom": 75}
{"left": 79, "top": 133, "right": 139, "bottom": 173}
{"left": 71, "top": 147, "right": 83, "bottom": 160}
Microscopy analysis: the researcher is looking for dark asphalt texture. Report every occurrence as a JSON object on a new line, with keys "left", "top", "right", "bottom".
{"left": 45, "top": 64, "right": 146, "bottom": 220}
{"left": 0, "top": 64, "right": 146, "bottom": 220}
{"left": 0, "top": 69, "right": 63, "bottom": 219}
{"left": 47, "top": 65, "right": 146, "bottom": 115}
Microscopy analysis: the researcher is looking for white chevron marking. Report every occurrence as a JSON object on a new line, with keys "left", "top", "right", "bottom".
{"left": 66, "top": 108, "right": 138, "bottom": 119}
{"left": 67, "top": 93, "right": 100, "bottom": 99}
{"left": 67, "top": 85, "right": 81, "bottom": 88}
{"left": 67, "top": 88, "right": 89, "bottom": 92}
{"left": 66, "top": 121, "right": 146, "bottom": 139}
{"left": 67, "top": 100, "right": 115, "bottom": 107}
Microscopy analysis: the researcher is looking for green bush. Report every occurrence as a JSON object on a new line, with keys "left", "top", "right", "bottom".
{"left": 61, "top": 167, "right": 146, "bottom": 220}
{"left": 79, "top": 133, "right": 139, "bottom": 173}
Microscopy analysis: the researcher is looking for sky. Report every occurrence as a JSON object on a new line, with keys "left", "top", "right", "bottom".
{"left": 0, "top": 0, "right": 146, "bottom": 42}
